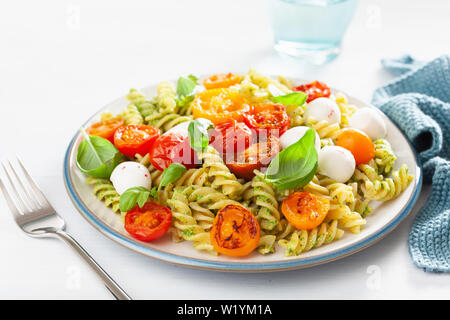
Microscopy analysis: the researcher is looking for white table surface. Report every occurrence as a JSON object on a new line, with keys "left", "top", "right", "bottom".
{"left": 1, "top": 0, "right": 449, "bottom": 300}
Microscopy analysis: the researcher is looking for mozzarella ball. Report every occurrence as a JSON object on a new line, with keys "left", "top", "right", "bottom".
{"left": 165, "top": 120, "right": 191, "bottom": 137}
{"left": 349, "top": 108, "right": 387, "bottom": 140}
{"left": 305, "top": 97, "right": 341, "bottom": 124}
{"left": 318, "top": 146, "right": 355, "bottom": 183}
{"left": 110, "top": 161, "right": 151, "bottom": 195}
{"left": 280, "top": 126, "right": 321, "bottom": 153}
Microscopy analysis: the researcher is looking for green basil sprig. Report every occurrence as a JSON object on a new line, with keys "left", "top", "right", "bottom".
{"left": 273, "top": 92, "right": 308, "bottom": 107}
{"left": 149, "top": 187, "right": 158, "bottom": 198}
{"left": 76, "top": 128, "right": 124, "bottom": 178}
{"left": 158, "top": 163, "right": 187, "bottom": 191}
{"left": 119, "top": 186, "right": 151, "bottom": 212}
{"left": 187, "top": 74, "right": 199, "bottom": 84}
{"left": 188, "top": 118, "right": 214, "bottom": 152}
{"left": 119, "top": 163, "right": 187, "bottom": 212}
{"left": 264, "top": 128, "right": 318, "bottom": 190}
{"left": 176, "top": 75, "right": 198, "bottom": 107}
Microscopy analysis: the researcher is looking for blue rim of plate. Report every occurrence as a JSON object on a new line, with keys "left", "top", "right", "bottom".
{"left": 63, "top": 94, "right": 423, "bottom": 272}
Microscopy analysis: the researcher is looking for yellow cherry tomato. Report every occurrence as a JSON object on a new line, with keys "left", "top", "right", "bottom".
{"left": 191, "top": 88, "right": 249, "bottom": 124}
{"left": 203, "top": 73, "right": 241, "bottom": 89}
{"left": 336, "top": 128, "right": 375, "bottom": 165}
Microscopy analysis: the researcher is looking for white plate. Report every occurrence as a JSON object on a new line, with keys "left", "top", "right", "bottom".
{"left": 63, "top": 80, "right": 422, "bottom": 272}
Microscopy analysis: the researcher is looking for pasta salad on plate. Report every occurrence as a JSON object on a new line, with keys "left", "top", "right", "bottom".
{"left": 75, "top": 70, "right": 413, "bottom": 258}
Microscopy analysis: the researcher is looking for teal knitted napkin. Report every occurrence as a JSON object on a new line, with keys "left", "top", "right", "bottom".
{"left": 372, "top": 55, "right": 450, "bottom": 272}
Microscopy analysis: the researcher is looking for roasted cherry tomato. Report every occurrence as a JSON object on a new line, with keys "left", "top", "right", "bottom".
{"left": 281, "top": 191, "right": 330, "bottom": 230}
{"left": 191, "top": 88, "right": 249, "bottom": 125}
{"left": 86, "top": 118, "right": 124, "bottom": 143}
{"left": 293, "top": 81, "right": 331, "bottom": 103}
{"left": 125, "top": 202, "right": 172, "bottom": 242}
{"left": 149, "top": 132, "right": 198, "bottom": 171}
{"left": 336, "top": 128, "right": 375, "bottom": 165}
{"left": 203, "top": 73, "right": 241, "bottom": 90}
{"left": 210, "top": 204, "right": 260, "bottom": 257}
{"left": 210, "top": 119, "right": 254, "bottom": 156}
{"left": 114, "top": 125, "right": 160, "bottom": 157}
{"left": 243, "top": 103, "right": 290, "bottom": 139}
{"left": 227, "top": 136, "right": 280, "bottom": 180}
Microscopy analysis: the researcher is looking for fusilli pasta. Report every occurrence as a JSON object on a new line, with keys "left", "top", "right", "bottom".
{"left": 248, "top": 170, "right": 281, "bottom": 231}
{"left": 361, "top": 164, "right": 413, "bottom": 201}
{"left": 198, "top": 146, "right": 243, "bottom": 200}
{"left": 279, "top": 220, "right": 344, "bottom": 256}
{"left": 374, "top": 139, "right": 397, "bottom": 175}
{"left": 167, "top": 189, "right": 216, "bottom": 254}
{"left": 86, "top": 177, "right": 121, "bottom": 213}
{"left": 121, "top": 104, "right": 144, "bottom": 125}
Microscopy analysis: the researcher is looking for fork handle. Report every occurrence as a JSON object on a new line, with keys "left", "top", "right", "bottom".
{"left": 53, "top": 230, "right": 132, "bottom": 300}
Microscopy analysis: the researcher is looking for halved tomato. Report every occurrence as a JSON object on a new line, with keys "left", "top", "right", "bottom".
{"left": 210, "top": 204, "right": 260, "bottom": 257}
{"left": 191, "top": 88, "right": 249, "bottom": 125}
{"left": 149, "top": 132, "right": 198, "bottom": 171}
{"left": 281, "top": 191, "right": 330, "bottom": 230}
{"left": 209, "top": 119, "right": 254, "bottom": 156}
{"left": 293, "top": 81, "right": 331, "bottom": 103}
{"left": 114, "top": 125, "right": 160, "bottom": 157}
{"left": 86, "top": 118, "right": 124, "bottom": 143}
{"left": 203, "top": 73, "right": 241, "bottom": 90}
{"left": 125, "top": 202, "right": 172, "bottom": 242}
{"left": 243, "top": 103, "right": 290, "bottom": 139}
{"left": 226, "top": 135, "right": 280, "bottom": 180}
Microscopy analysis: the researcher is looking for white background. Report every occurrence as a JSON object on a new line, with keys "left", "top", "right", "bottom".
{"left": 1, "top": 0, "right": 449, "bottom": 299}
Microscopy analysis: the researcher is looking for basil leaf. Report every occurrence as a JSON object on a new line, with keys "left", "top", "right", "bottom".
{"left": 149, "top": 187, "right": 158, "bottom": 199}
{"left": 158, "top": 163, "right": 187, "bottom": 191}
{"left": 273, "top": 92, "right": 308, "bottom": 107}
{"left": 188, "top": 118, "right": 214, "bottom": 152}
{"left": 177, "top": 94, "right": 195, "bottom": 108}
{"left": 176, "top": 76, "right": 197, "bottom": 98}
{"left": 268, "top": 161, "right": 318, "bottom": 191}
{"left": 176, "top": 76, "right": 198, "bottom": 107}
{"left": 119, "top": 186, "right": 150, "bottom": 212}
{"left": 136, "top": 190, "right": 150, "bottom": 208}
{"left": 187, "top": 74, "right": 199, "bottom": 84}
{"left": 76, "top": 129, "right": 124, "bottom": 178}
{"left": 265, "top": 128, "right": 318, "bottom": 190}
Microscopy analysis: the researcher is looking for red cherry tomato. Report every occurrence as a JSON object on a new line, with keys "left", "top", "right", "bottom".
{"left": 243, "top": 103, "right": 290, "bottom": 139}
{"left": 227, "top": 136, "right": 281, "bottom": 180}
{"left": 114, "top": 125, "right": 160, "bottom": 157}
{"left": 293, "top": 81, "right": 331, "bottom": 103}
{"left": 209, "top": 119, "right": 254, "bottom": 156}
{"left": 86, "top": 118, "right": 124, "bottom": 143}
{"left": 149, "top": 132, "right": 198, "bottom": 171}
{"left": 124, "top": 202, "right": 172, "bottom": 242}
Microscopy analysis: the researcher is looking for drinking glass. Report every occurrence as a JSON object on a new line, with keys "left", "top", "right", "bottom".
{"left": 268, "top": 0, "right": 358, "bottom": 64}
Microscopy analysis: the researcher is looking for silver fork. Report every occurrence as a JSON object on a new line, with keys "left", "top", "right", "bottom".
{"left": 0, "top": 158, "right": 131, "bottom": 300}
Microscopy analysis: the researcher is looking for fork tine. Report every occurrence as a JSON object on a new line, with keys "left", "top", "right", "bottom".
{"left": 0, "top": 178, "right": 23, "bottom": 221}
{"left": 6, "top": 160, "right": 40, "bottom": 211}
{"left": 16, "top": 157, "right": 51, "bottom": 208}
{"left": 1, "top": 162, "right": 29, "bottom": 213}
